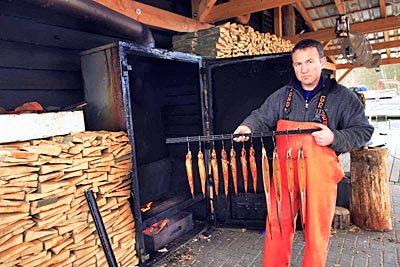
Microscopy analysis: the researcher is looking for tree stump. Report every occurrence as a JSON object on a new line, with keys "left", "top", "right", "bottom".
{"left": 332, "top": 206, "right": 350, "bottom": 229}
{"left": 350, "top": 148, "right": 392, "bottom": 231}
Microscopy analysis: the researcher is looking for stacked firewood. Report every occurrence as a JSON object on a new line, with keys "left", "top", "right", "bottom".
{"left": 0, "top": 131, "right": 138, "bottom": 267}
{"left": 172, "top": 22, "right": 294, "bottom": 58}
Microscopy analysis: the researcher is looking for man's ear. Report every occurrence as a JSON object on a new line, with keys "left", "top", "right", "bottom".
{"left": 321, "top": 56, "right": 327, "bottom": 66}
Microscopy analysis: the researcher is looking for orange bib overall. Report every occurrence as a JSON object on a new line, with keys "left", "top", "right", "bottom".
{"left": 262, "top": 120, "right": 344, "bottom": 267}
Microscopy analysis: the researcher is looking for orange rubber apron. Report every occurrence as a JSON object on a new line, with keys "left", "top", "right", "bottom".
{"left": 262, "top": 120, "right": 344, "bottom": 267}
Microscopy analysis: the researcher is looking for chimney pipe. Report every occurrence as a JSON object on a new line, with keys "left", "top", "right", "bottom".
{"left": 27, "top": 0, "right": 155, "bottom": 47}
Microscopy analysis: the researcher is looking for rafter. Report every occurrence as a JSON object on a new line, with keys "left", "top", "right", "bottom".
{"left": 274, "top": 7, "right": 283, "bottom": 37}
{"left": 294, "top": 1, "right": 318, "bottom": 31}
{"left": 336, "top": 58, "right": 400, "bottom": 70}
{"left": 379, "top": 0, "right": 386, "bottom": 17}
{"left": 334, "top": 0, "right": 346, "bottom": 15}
{"left": 200, "top": 0, "right": 297, "bottom": 23}
{"left": 285, "top": 16, "right": 400, "bottom": 43}
{"left": 93, "top": 0, "right": 212, "bottom": 32}
{"left": 337, "top": 68, "right": 353, "bottom": 83}
{"left": 195, "top": 0, "right": 218, "bottom": 22}
{"left": 324, "top": 40, "right": 400, "bottom": 56}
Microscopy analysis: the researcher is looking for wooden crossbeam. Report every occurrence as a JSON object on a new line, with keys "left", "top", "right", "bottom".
{"left": 93, "top": 0, "right": 212, "bottom": 32}
{"left": 285, "top": 16, "right": 400, "bottom": 43}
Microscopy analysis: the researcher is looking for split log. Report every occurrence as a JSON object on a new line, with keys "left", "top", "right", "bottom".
{"left": 332, "top": 206, "right": 350, "bottom": 229}
{"left": 350, "top": 147, "right": 392, "bottom": 231}
{"left": 0, "top": 130, "right": 137, "bottom": 266}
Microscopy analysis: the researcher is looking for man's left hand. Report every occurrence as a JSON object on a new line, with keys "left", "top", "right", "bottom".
{"left": 311, "top": 124, "right": 334, "bottom": 146}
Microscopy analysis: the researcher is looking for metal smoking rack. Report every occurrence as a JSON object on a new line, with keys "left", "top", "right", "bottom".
{"left": 165, "top": 128, "right": 319, "bottom": 144}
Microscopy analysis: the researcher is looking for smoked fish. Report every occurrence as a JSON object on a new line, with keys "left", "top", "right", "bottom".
{"left": 230, "top": 147, "right": 238, "bottom": 196}
{"left": 240, "top": 147, "right": 248, "bottom": 194}
{"left": 249, "top": 146, "right": 257, "bottom": 194}
{"left": 286, "top": 148, "right": 296, "bottom": 230}
{"left": 272, "top": 146, "right": 282, "bottom": 235}
{"left": 198, "top": 150, "right": 206, "bottom": 197}
{"left": 211, "top": 148, "right": 219, "bottom": 198}
{"left": 221, "top": 148, "right": 229, "bottom": 198}
{"left": 262, "top": 145, "right": 273, "bottom": 238}
{"left": 185, "top": 150, "right": 194, "bottom": 198}
{"left": 298, "top": 147, "right": 307, "bottom": 229}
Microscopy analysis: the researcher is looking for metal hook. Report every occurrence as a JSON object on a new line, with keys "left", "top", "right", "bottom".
{"left": 272, "top": 131, "right": 276, "bottom": 147}
{"left": 231, "top": 134, "right": 234, "bottom": 148}
{"left": 285, "top": 129, "right": 289, "bottom": 148}
{"left": 187, "top": 136, "right": 190, "bottom": 152}
{"left": 250, "top": 133, "right": 254, "bottom": 147}
{"left": 198, "top": 136, "right": 201, "bottom": 150}
{"left": 260, "top": 131, "right": 264, "bottom": 147}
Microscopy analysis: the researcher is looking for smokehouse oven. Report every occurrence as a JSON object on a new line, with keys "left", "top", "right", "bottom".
{"left": 81, "top": 41, "right": 293, "bottom": 266}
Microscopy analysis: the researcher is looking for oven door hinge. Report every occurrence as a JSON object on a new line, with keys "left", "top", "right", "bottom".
{"left": 121, "top": 64, "right": 132, "bottom": 77}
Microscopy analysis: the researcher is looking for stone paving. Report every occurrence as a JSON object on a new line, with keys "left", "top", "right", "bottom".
{"left": 155, "top": 183, "right": 400, "bottom": 267}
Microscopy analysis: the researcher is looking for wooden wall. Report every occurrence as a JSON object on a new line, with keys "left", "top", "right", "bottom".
{"left": 0, "top": 0, "right": 172, "bottom": 111}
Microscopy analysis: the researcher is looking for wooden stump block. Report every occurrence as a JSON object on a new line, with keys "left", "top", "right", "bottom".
{"left": 350, "top": 148, "right": 392, "bottom": 231}
{"left": 332, "top": 206, "right": 350, "bottom": 229}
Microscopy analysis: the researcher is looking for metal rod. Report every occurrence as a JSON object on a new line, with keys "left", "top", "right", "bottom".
{"left": 84, "top": 190, "right": 118, "bottom": 267}
{"left": 166, "top": 128, "right": 319, "bottom": 144}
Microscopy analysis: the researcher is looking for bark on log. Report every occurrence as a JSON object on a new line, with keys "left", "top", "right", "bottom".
{"left": 350, "top": 148, "right": 392, "bottom": 231}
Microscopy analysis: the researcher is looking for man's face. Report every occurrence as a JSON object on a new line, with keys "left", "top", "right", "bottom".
{"left": 292, "top": 47, "right": 326, "bottom": 91}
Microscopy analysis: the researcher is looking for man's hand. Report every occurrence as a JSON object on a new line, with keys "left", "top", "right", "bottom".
{"left": 311, "top": 124, "right": 334, "bottom": 146}
{"left": 233, "top": 125, "right": 251, "bottom": 142}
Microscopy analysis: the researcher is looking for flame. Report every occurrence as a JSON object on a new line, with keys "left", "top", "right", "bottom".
{"left": 140, "top": 201, "right": 153, "bottom": 212}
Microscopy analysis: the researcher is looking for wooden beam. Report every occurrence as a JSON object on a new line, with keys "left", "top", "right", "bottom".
{"left": 334, "top": 0, "right": 346, "bottom": 15}
{"left": 294, "top": 1, "right": 318, "bottom": 31}
{"left": 285, "top": 16, "right": 400, "bottom": 43}
{"left": 379, "top": 0, "right": 386, "bottom": 17}
{"left": 274, "top": 7, "right": 283, "bottom": 37}
{"left": 282, "top": 5, "right": 296, "bottom": 36}
{"left": 236, "top": 13, "right": 252, "bottom": 24}
{"left": 336, "top": 58, "right": 400, "bottom": 70}
{"left": 384, "top": 32, "right": 391, "bottom": 59}
{"left": 201, "top": 0, "right": 297, "bottom": 23}
{"left": 196, "top": 0, "right": 218, "bottom": 22}
{"left": 337, "top": 68, "right": 353, "bottom": 83}
{"left": 323, "top": 61, "right": 336, "bottom": 71}
{"left": 324, "top": 40, "right": 400, "bottom": 56}
{"left": 93, "top": 0, "right": 212, "bottom": 32}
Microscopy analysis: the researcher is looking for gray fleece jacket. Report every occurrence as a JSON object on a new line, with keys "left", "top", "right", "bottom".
{"left": 241, "top": 77, "right": 374, "bottom": 153}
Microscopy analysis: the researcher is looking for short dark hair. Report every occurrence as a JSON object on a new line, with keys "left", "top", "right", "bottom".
{"left": 291, "top": 39, "right": 324, "bottom": 58}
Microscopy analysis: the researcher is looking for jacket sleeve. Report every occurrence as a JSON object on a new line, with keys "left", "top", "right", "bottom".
{"left": 330, "top": 88, "right": 374, "bottom": 153}
{"left": 239, "top": 88, "right": 285, "bottom": 132}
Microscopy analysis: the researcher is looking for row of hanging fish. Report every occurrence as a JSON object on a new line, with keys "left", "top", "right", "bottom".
{"left": 185, "top": 141, "right": 308, "bottom": 237}
{"left": 185, "top": 143, "right": 259, "bottom": 200}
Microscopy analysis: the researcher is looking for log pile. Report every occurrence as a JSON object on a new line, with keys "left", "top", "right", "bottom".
{"left": 0, "top": 131, "right": 138, "bottom": 266}
{"left": 172, "top": 22, "right": 294, "bottom": 58}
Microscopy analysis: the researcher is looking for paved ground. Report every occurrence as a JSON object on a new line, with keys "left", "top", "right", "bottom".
{"left": 155, "top": 183, "right": 400, "bottom": 267}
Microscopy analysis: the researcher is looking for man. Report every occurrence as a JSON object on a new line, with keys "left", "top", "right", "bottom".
{"left": 234, "top": 39, "right": 373, "bottom": 267}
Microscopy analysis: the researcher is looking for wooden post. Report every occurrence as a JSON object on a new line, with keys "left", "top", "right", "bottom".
{"left": 350, "top": 148, "right": 392, "bottom": 231}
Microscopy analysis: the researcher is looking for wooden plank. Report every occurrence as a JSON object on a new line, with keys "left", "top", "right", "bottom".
{"left": 0, "top": 166, "right": 39, "bottom": 176}
{"left": 0, "top": 40, "right": 80, "bottom": 71}
{"left": 37, "top": 180, "right": 70, "bottom": 194}
{"left": 0, "top": 234, "right": 23, "bottom": 253}
{"left": 25, "top": 227, "right": 58, "bottom": 242}
{"left": 0, "top": 15, "right": 121, "bottom": 50}
{"left": 0, "top": 220, "right": 34, "bottom": 238}
{"left": 0, "top": 68, "right": 81, "bottom": 90}
{"left": 203, "top": 0, "right": 296, "bottom": 22}
{"left": 18, "top": 251, "right": 51, "bottom": 266}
